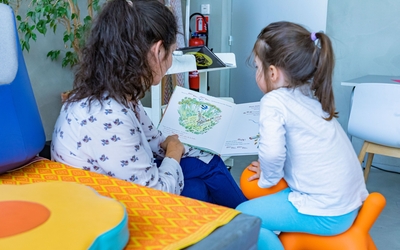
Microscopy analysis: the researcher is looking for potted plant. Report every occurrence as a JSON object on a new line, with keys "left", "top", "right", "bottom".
{"left": 1, "top": 0, "right": 103, "bottom": 102}
{"left": 19, "top": 0, "right": 101, "bottom": 68}
{"left": 1, "top": 0, "right": 101, "bottom": 68}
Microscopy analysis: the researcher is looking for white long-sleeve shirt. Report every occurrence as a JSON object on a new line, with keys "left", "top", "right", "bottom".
{"left": 51, "top": 97, "right": 212, "bottom": 195}
{"left": 258, "top": 85, "right": 368, "bottom": 216}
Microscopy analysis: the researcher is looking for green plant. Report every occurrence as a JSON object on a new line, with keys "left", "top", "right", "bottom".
{"left": 10, "top": 0, "right": 101, "bottom": 68}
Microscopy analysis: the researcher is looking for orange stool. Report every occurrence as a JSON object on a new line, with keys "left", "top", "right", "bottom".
{"left": 240, "top": 167, "right": 288, "bottom": 199}
{"left": 239, "top": 166, "right": 386, "bottom": 250}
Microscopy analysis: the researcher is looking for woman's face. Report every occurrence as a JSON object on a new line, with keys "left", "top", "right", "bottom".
{"left": 151, "top": 42, "right": 177, "bottom": 85}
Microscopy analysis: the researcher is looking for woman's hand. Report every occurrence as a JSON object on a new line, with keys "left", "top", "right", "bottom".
{"left": 247, "top": 160, "right": 261, "bottom": 181}
{"left": 161, "top": 135, "right": 185, "bottom": 163}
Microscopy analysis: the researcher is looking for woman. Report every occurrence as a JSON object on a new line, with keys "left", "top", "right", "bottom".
{"left": 51, "top": 0, "right": 247, "bottom": 208}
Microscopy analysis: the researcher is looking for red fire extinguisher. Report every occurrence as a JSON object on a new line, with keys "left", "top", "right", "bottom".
{"left": 188, "top": 32, "right": 204, "bottom": 92}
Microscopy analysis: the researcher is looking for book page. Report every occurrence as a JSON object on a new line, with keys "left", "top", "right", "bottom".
{"left": 221, "top": 102, "right": 260, "bottom": 156}
{"left": 158, "top": 86, "right": 236, "bottom": 154}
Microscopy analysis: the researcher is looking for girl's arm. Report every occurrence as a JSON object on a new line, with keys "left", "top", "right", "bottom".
{"left": 257, "top": 97, "right": 286, "bottom": 188}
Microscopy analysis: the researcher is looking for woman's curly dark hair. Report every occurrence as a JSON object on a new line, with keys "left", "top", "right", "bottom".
{"left": 67, "top": 0, "right": 177, "bottom": 108}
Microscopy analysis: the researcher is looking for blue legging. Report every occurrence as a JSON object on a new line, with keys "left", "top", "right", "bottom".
{"left": 157, "top": 155, "right": 247, "bottom": 208}
{"left": 236, "top": 188, "right": 359, "bottom": 250}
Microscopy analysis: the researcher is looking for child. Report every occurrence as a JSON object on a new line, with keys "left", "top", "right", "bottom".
{"left": 236, "top": 21, "right": 368, "bottom": 249}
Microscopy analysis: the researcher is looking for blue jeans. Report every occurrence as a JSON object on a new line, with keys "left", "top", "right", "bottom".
{"left": 158, "top": 155, "right": 247, "bottom": 208}
{"left": 236, "top": 188, "right": 359, "bottom": 250}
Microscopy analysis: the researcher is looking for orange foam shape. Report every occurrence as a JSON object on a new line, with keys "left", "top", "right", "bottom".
{"left": 0, "top": 201, "right": 50, "bottom": 238}
{"left": 240, "top": 167, "right": 288, "bottom": 199}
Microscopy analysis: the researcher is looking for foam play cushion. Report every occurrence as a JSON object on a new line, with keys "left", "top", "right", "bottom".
{"left": 0, "top": 182, "right": 129, "bottom": 250}
{"left": 0, "top": 159, "right": 241, "bottom": 249}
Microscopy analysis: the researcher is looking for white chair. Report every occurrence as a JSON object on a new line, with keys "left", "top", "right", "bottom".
{"left": 347, "top": 83, "right": 400, "bottom": 183}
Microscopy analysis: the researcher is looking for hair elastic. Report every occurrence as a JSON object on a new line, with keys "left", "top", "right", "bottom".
{"left": 310, "top": 32, "right": 317, "bottom": 41}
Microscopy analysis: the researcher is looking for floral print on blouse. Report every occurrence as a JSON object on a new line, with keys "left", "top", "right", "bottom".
{"left": 51, "top": 97, "right": 213, "bottom": 195}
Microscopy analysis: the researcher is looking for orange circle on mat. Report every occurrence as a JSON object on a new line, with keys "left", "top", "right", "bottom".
{"left": 0, "top": 201, "right": 51, "bottom": 238}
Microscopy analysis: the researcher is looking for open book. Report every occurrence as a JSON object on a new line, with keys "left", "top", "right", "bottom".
{"left": 158, "top": 86, "right": 260, "bottom": 156}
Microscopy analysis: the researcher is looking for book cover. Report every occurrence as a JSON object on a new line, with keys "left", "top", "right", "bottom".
{"left": 177, "top": 45, "right": 226, "bottom": 69}
{"left": 158, "top": 86, "right": 260, "bottom": 156}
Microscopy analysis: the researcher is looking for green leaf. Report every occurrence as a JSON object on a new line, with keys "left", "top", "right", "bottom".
{"left": 47, "top": 50, "right": 60, "bottom": 60}
{"left": 20, "top": 41, "right": 27, "bottom": 51}
{"left": 63, "top": 34, "right": 69, "bottom": 43}
{"left": 24, "top": 32, "right": 31, "bottom": 43}
{"left": 18, "top": 22, "right": 26, "bottom": 31}
{"left": 62, "top": 57, "right": 69, "bottom": 68}
{"left": 33, "top": 12, "right": 38, "bottom": 23}
{"left": 57, "top": 7, "right": 67, "bottom": 17}
{"left": 36, "top": 20, "right": 48, "bottom": 34}
{"left": 91, "top": 0, "right": 101, "bottom": 11}
{"left": 24, "top": 41, "right": 30, "bottom": 52}
{"left": 44, "top": 5, "right": 52, "bottom": 13}
{"left": 83, "top": 16, "right": 92, "bottom": 25}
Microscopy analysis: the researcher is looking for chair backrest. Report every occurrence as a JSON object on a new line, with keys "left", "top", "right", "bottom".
{"left": 0, "top": 4, "right": 45, "bottom": 173}
{"left": 348, "top": 83, "right": 400, "bottom": 148}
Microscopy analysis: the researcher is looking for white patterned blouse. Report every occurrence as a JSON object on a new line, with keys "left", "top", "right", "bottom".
{"left": 51, "top": 97, "right": 213, "bottom": 195}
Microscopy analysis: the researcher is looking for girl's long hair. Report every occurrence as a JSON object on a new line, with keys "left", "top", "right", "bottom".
{"left": 253, "top": 21, "right": 337, "bottom": 120}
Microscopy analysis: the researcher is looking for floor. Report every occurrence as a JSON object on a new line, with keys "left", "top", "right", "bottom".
{"left": 229, "top": 155, "right": 400, "bottom": 250}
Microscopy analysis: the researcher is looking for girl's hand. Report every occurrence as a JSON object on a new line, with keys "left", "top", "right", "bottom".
{"left": 161, "top": 135, "right": 185, "bottom": 162}
{"left": 247, "top": 160, "right": 261, "bottom": 181}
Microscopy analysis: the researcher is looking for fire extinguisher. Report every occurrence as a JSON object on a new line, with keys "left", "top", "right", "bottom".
{"left": 188, "top": 32, "right": 204, "bottom": 92}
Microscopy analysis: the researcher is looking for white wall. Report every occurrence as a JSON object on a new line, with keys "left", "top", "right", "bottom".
{"left": 229, "top": 0, "right": 328, "bottom": 104}
{"left": 23, "top": 24, "right": 74, "bottom": 140}
{"left": 328, "top": 0, "right": 400, "bottom": 172}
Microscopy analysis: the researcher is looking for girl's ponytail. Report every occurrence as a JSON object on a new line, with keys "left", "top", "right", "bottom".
{"left": 311, "top": 32, "right": 337, "bottom": 120}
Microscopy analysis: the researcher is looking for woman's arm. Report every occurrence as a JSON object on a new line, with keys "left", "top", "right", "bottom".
{"left": 75, "top": 102, "right": 184, "bottom": 194}
{"left": 137, "top": 102, "right": 168, "bottom": 157}
{"left": 138, "top": 101, "right": 213, "bottom": 163}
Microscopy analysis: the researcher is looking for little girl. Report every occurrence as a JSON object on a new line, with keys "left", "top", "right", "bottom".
{"left": 236, "top": 21, "right": 368, "bottom": 250}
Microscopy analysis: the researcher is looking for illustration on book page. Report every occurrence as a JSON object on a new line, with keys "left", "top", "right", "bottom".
{"left": 178, "top": 97, "right": 222, "bottom": 134}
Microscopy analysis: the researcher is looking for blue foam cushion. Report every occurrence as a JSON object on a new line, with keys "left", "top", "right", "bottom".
{"left": 0, "top": 4, "right": 45, "bottom": 173}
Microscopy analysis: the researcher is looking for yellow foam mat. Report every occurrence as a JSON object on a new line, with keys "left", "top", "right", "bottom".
{"left": 0, "top": 182, "right": 129, "bottom": 249}
{"left": 0, "top": 160, "right": 240, "bottom": 249}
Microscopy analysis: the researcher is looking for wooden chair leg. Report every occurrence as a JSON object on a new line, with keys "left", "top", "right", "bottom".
{"left": 358, "top": 141, "right": 375, "bottom": 183}
{"left": 358, "top": 142, "right": 368, "bottom": 165}
{"left": 364, "top": 152, "right": 374, "bottom": 183}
